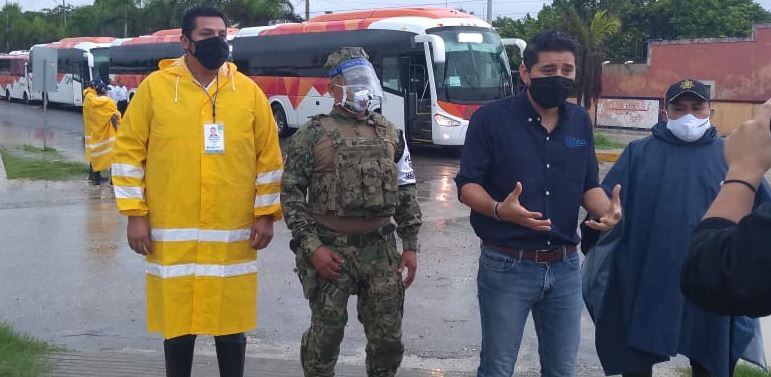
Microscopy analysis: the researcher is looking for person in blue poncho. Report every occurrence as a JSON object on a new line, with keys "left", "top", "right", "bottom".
{"left": 582, "top": 79, "right": 770, "bottom": 377}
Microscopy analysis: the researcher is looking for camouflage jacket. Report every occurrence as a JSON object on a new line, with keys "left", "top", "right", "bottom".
{"left": 281, "top": 109, "right": 422, "bottom": 258}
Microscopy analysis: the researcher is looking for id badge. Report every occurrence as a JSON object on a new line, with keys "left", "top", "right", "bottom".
{"left": 204, "top": 123, "right": 225, "bottom": 154}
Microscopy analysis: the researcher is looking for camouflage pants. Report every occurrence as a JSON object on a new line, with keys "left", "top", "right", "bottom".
{"left": 300, "top": 224, "right": 405, "bottom": 377}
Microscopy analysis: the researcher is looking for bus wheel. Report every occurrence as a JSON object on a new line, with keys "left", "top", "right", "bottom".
{"left": 23, "top": 92, "right": 29, "bottom": 104}
{"left": 5, "top": 90, "right": 10, "bottom": 102}
{"left": 272, "top": 103, "right": 294, "bottom": 138}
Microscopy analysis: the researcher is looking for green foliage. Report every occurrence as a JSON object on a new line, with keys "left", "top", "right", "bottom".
{"left": 0, "top": 0, "right": 301, "bottom": 52}
{"left": 593, "top": 132, "right": 627, "bottom": 150}
{"left": 678, "top": 363, "right": 771, "bottom": 377}
{"left": 494, "top": 0, "right": 771, "bottom": 64}
{"left": 734, "top": 364, "right": 771, "bottom": 377}
{"left": 0, "top": 322, "right": 53, "bottom": 377}
{"left": 564, "top": 8, "right": 622, "bottom": 108}
{"left": 646, "top": 0, "right": 771, "bottom": 40}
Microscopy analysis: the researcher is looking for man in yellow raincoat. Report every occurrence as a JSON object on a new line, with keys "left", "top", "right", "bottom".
{"left": 111, "top": 6, "right": 283, "bottom": 377}
{"left": 82, "top": 80, "right": 119, "bottom": 185}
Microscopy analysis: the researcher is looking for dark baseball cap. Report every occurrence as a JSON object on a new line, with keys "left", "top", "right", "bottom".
{"left": 666, "top": 79, "right": 710, "bottom": 103}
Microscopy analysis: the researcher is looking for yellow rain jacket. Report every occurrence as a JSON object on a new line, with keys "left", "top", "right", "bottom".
{"left": 83, "top": 87, "right": 119, "bottom": 171}
{"left": 111, "top": 57, "right": 283, "bottom": 339}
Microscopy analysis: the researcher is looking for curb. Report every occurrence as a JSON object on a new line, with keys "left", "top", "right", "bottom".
{"left": 49, "top": 351, "right": 476, "bottom": 377}
{"left": 596, "top": 150, "right": 622, "bottom": 163}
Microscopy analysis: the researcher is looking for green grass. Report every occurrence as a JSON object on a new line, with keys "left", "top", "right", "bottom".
{"left": 20, "top": 145, "right": 61, "bottom": 157}
{"left": 735, "top": 364, "right": 771, "bottom": 377}
{"left": 0, "top": 145, "right": 88, "bottom": 181}
{"left": 0, "top": 322, "right": 53, "bottom": 377}
{"left": 678, "top": 363, "right": 770, "bottom": 377}
{"left": 594, "top": 132, "right": 627, "bottom": 150}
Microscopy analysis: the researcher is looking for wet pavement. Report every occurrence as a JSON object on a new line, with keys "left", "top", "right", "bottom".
{"left": 0, "top": 101, "right": 86, "bottom": 161}
{"left": 0, "top": 100, "right": 761, "bottom": 375}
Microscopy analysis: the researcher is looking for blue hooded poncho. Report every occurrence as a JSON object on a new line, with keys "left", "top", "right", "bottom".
{"left": 583, "top": 122, "right": 769, "bottom": 376}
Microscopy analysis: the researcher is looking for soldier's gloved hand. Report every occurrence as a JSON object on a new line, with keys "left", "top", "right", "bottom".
{"left": 399, "top": 250, "right": 417, "bottom": 289}
{"left": 310, "top": 246, "right": 344, "bottom": 281}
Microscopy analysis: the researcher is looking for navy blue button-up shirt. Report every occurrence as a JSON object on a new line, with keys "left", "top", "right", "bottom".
{"left": 455, "top": 92, "right": 600, "bottom": 249}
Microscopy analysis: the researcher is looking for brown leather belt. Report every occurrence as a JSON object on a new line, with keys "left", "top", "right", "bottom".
{"left": 482, "top": 243, "right": 577, "bottom": 264}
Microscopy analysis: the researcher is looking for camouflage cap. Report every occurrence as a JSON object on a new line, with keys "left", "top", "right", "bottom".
{"left": 324, "top": 47, "right": 370, "bottom": 71}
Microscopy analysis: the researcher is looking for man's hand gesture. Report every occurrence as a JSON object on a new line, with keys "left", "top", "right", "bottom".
{"left": 584, "top": 184, "right": 622, "bottom": 232}
{"left": 497, "top": 182, "right": 552, "bottom": 232}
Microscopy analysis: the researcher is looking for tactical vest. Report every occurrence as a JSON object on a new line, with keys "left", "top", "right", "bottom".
{"left": 308, "top": 115, "right": 399, "bottom": 218}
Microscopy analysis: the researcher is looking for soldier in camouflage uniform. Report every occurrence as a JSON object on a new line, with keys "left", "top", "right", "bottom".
{"left": 281, "top": 47, "right": 422, "bottom": 377}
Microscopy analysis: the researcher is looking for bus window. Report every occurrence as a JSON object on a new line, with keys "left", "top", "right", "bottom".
{"left": 409, "top": 62, "right": 430, "bottom": 114}
{"left": 0, "top": 59, "right": 10, "bottom": 76}
{"left": 382, "top": 56, "right": 402, "bottom": 93}
{"left": 429, "top": 27, "right": 513, "bottom": 103}
{"left": 91, "top": 48, "right": 110, "bottom": 83}
{"left": 10, "top": 60, "right": 25, "bottom": 76}
{"left": 72, "top": 64, "right": 81, "bottom": 83}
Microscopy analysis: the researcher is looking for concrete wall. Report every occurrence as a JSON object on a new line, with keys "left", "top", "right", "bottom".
{"left": 597, "top": 24, "right": 771, "bottom": 134}
{"left": 709, "top": 102, "right": 755, "bottom": 135}
{"left": 602, "top": 24, "right": 771, "bottom": 103}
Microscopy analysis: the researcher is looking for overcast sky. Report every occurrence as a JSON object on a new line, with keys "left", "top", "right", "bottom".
{"left": 16, "top": 0, "right": 771, "bottom": 21}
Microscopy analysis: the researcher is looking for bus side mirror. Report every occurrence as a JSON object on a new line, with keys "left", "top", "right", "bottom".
{"left": 502, "top": 38, "right": 527, "bottom": 58}
{"left": 414, "top": 35, "right": 446, "bottom": 64}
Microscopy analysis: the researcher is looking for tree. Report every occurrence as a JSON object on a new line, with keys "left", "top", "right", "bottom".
{"left": 223, "top": 0, "right": 301, "bottom": 26}
{"left": 0, "top": 0, "right": 303, "bottom": 52}
{"left": 563, "top": 8, "right": 622, "bottom": 109}
{"left": 646, "top": 0, "right": 770, "bottom": 40}
{"left": 493, "top": 5, "right": 562, "bottom": 67}
{"left": 494, "top": 0, "right": 771, "bottom": 66}
{"left": 0, "top": 4, "right": 62, "bottom": 52}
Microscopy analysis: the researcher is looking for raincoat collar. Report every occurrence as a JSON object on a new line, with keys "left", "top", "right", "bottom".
{"left": 158, "top": 56, "right": 237, "bottom": 103}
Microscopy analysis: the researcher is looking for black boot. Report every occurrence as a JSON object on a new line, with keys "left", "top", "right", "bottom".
{"left": 88, "top": 164, "right": 99, "bottom": 185}
{"left": 215, "top": 333, "right": 246, "bottom": 377}
{"left": 164, "top": 335, "right": 196, "bottom": 377}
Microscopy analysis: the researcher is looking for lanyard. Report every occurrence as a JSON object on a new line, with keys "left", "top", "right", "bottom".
{"left": 201, "top": 75, "right": 220, "bottom": 122}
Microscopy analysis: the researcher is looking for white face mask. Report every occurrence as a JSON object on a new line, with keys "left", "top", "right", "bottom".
{"left": 335, "top": 84, "right": 371, "bottom": 114}
{"left": 666, "top": 113, "right": 711, "bottom": 142}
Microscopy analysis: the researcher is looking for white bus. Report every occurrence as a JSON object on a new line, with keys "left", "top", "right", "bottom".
{"left": 28, "top": 37, "right": 114, "bottom": 106}
{"left": 109, "top": 28, "right": 238, "bottom": 101}
{"left": 233, "top": 7, "right": 525, "bottom": 145}
{"left": 0, "top": 51, "right": 31, "bottom": 102}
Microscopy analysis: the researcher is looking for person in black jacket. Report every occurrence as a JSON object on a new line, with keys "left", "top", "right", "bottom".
{"left": 681, "top": 99, "right": 771, "bottom": 317}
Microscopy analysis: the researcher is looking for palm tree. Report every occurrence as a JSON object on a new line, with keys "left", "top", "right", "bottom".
{"left": 224, "top": 0, "right": 301, "bottom": 26}
{"left": 562, "top": 8, "right": 622, "bottom": 109}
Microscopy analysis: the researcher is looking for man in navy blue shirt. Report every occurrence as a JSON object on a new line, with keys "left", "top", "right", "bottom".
{"left": 455, "top": 30, "right": 622, "bottom": 377}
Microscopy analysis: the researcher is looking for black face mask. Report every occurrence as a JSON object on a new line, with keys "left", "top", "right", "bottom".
{"left": 528, "top": 76, "right": 575, "bottom": 109}
{"left": 191, "top": 36, "right": 229, "bottom": 70}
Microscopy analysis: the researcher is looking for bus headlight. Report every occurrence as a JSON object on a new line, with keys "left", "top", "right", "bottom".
{"left": 434, "top": 114, "right": 462, "bottom": 127}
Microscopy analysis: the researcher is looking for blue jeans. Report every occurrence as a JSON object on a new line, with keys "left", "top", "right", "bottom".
{"left": 477, "top": 246, "right": 582, "bottom": 377}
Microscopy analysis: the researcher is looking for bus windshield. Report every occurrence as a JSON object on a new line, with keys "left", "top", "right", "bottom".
{"left": 430, "top": 27, "right": 513, "bottom": 103}
{"left": 91, "top": 47, "right": 110, "bottom": 83}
